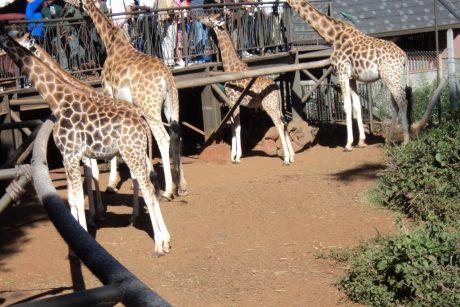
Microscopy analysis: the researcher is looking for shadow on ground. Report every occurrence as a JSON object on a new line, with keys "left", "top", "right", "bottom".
{"left": 316, "top": 122, "right": 385, "bottom": 149}
{"left": 332, "top": 163, "right": 384, "bottom": 182}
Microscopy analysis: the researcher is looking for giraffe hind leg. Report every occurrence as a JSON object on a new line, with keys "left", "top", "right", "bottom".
{"left": 350, "top": 80, "right": 367, "bottom": 148}
{"left": 122, "top": 150, "right": 170, "bottom": 256}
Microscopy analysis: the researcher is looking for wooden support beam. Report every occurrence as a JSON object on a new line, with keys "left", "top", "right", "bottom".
{"left": 412, "top": 77, "right": 449, "bottom": 135}
{"left": 301, "top": 69, "right": 319, "bottom": 83}
{"left": 200, "top": 78, "right": 256, "bottom": 151}
{"left": 182, "top": 121, "right": 205, "bottom": 136}
{"left": 301, "top": 66, "right": 333, "bottom": 103}
{"left": 447, "top": 29, "right": 458, "bottom": 111}
{"left": 176, "top": 59, "right": 331, "bottom": 89}
{"left": 10, "top": 111, "right": 32, "bottom": 136}
{"left": 211, "top": 83, "right": 231, "bottom": 105}
{"left": 7, "top": 59, "right": 331, "bottom": 107}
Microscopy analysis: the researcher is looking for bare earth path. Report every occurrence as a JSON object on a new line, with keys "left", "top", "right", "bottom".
{"left": 0, "top": 144, "right": 397, "bottom": 306}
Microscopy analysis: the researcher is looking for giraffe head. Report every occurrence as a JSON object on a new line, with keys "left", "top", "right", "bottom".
{"left": 0, "top": 29, "right": 31, "bottom": 56}
{"left": 198, "top": 13, "right": 225, "bottom": 30}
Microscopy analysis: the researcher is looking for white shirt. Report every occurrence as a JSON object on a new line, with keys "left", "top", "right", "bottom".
{"left": 139, "top": 0, "right": 157, "bottom": 8}
{"left": 107, "top": 0, "right": 135, "bottom": 26}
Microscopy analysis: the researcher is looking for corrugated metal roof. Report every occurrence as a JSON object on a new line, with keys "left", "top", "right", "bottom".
{"left": 292, "top": 0, "right": 460, "bottom": 42}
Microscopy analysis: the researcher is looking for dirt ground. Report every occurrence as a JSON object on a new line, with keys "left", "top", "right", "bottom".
{"left": 0, "top": 143, "right": 398, "bottom": 306}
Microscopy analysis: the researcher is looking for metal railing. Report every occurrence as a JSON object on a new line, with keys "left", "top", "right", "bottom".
{"left": 1, "top": 2, "right": 329, "bottom": 87}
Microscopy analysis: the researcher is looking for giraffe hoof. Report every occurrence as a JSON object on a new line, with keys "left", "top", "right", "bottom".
{"left": 283, "top": 161, "right": 290, "bottom": 166}
{"left": 356, "top": 141, "right": 367, "bottom": 148}
{"left": 343, "top": 147, "right": 353, "bottom": 152}
{"left": 106, "top": 186, "right": 118, "bottom": 193}
{"left": 176, "top": 188, "right": 189, "bottom": 197}
{"left": 162, "top": 192, "right": 174, "bottom": 201}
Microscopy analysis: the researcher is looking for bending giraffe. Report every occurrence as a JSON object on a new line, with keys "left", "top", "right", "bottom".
{"left": 199, "top": 14, "right": 295, "bottom": 165}
{"left": 64, "top": 0, "right": 187, "bottom": 199}
{"left": 0, "top": 30, "right": 171, "bottom": 256}
{"left": 15, "top": 35, "right": 159, "bottom": 224}
{"left": 287, "top": 0, "right": 410, "bottom": 150}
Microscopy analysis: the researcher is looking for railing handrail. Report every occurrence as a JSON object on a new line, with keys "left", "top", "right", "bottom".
{"left": 3, "top": 1, "right": 329, "bottom": 25}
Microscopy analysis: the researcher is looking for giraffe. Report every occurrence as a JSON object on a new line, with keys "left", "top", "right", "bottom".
{"left": 199, "top": 14, "right": 295, "bottom": 165}
{"left": 286, "top": 0, "right": 410, "bottom": 150}
{"left": 64, "top": 0, "right": 187, "bottom": 200}
{"left": 0, "top": 30, "right": 171, "bottom": 256}
{"left": 15, "top": 35, "right": 158, "bottom": 224}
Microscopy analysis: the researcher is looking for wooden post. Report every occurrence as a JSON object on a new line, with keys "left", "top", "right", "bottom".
{"left": 201, "top": 69, "right": 222, "bottom": 141}
{"left": 289, "top": 51, "right": 305, "bottom": 121}
{"left": 434, "top": 0, "right": 442, "bottom": 122}
{"left": 447, "top": 28, "right": 458, "bottom": 111}
{"left": 0, "top": 95, "right": 16, "bottom": 164}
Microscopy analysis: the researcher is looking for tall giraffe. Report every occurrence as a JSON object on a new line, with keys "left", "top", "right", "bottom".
{"left": 199, "top": 14, "right": 295, "bottom": 165}
{"left": 287, "top": 0, "right": 410, "bottom": 150}
{"left": 0, "top": 31, "right": 171, "bottom": 256}
{"left": 16, "top": 35, "right": 159, "bottom": 224}
{"left": 64, "top": 0, "right": 187, "bottom": 199}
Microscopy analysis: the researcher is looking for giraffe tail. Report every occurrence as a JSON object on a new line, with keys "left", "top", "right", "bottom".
{"left": 405, "top": 86, "right": 413, "bottom": 129}
{"left": 169, "top": 120, "right": 182, "bottom": 192}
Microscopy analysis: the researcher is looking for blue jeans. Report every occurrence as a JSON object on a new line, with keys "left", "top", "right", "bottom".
{"left": 193, "top": 20, "right": 210, "bottom": 62}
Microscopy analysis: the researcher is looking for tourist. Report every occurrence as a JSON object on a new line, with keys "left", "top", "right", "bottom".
{"left": 25, "top": 0, "right": 45, "bottom": 44}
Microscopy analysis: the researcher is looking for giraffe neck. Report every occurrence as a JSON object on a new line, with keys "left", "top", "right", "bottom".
{"left": 213, "top": 27, "right": 248, "bottom": 72}
{"left": 82, "top": 0, "right": 128, "bottom": 52}
{"left": 287, "top": 0, "right": 360, "bottom": 45}
{"left": 32, "top": 44, "right": 93, "bottom": 92}
{"left": 0, "top": 32, "right": 72, "bottom": 112}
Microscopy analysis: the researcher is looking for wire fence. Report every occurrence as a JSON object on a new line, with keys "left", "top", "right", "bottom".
{"left": 407, "top": 51, "right": 440, "bottom": 73}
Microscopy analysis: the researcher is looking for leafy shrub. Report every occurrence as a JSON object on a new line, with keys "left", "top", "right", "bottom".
{"left": 336, "top": 219, "right": 460, "bottom": 306}
{"left": 375, "top": 116, "right": 460, "bottom": 221}
{"left": 411, "top": 80, "right": 452, "bottom": 124}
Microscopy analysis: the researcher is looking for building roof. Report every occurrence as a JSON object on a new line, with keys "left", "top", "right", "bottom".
{"left": 333, "top": 0, "right": 460, "bottom": 36}
{"left": 292, "top": 0, "right": 460, "bottom": 42}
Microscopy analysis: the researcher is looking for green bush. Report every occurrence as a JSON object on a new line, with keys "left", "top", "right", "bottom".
{"left": 375, "top": 116, "right": 460, "bottom": 221}
{"left": 336, "top": 219, "right": 460, "bottom": 306}
{"left": 335, "top": 117, "right": 460, "bottom": 306}
{"left": 411, "top": 80, "right": 451, "bottom": 124}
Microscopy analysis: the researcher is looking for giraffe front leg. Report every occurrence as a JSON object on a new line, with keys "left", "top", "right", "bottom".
{"left": 89, "top": 158, "right": 105, "bottom": 220}
{"left": 64, "top": 157, "right": 88, "bottom": 231}
{"left": 264, "top": 102, "right": 294, "bottom": 165}
{"left": 231, "top": 109, "right": 242, "bottom": 163}
{"left": 106, "top": 157, "right": 119, "bottom": 193}
{"left": 350, "top": 80, "right": 367, "bottom": 148}
{"left": 339, "top": 76, "right": 354, "bottom": 152}
{"left": 82, "top": 158, "right": 96, "bottom": 227}
{"left": 285, "top": 128, "right": 295, "bottom": 163}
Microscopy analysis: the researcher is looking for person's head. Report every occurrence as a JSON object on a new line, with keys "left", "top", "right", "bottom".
{"left": 198, "top": 13, "right": 225, "bottom": 29}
